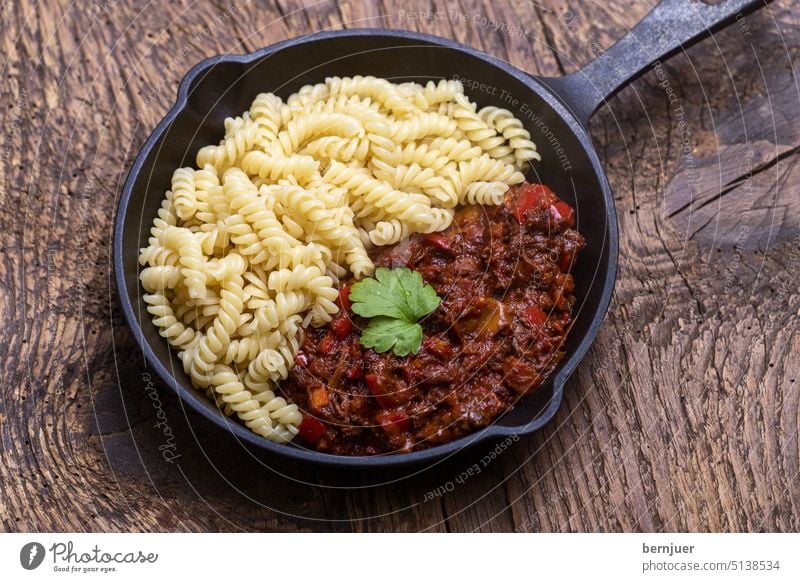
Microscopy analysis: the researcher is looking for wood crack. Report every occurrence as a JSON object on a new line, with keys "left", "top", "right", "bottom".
{"left": 668, "top": 144, "right": 800, "bottom": 219}
{"left": 532, "top": 3, "right": 567, "bottom": 76}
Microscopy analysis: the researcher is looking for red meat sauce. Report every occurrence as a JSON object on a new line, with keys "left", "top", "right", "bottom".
{"left": 282, "top": 183, "right": 585, "bottom": 455}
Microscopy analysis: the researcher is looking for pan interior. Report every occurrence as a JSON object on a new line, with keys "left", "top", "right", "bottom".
{"left": 120, "top": 33, "right": 613, "bottom": 453}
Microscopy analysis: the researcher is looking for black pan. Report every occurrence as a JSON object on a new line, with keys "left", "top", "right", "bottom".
{"left": 114, "top": 0, "right": 769, "bottom": 468}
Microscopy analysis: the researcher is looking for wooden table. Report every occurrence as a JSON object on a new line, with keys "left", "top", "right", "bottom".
{"left": 2, "top": 0, "right": 798, "bottom": 533}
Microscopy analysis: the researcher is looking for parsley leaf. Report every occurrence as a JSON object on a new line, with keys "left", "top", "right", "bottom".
{"left": 350, "top": 267, "right": 441, "bottom": 356}
{"left": 359, "top": 317, "right": 424, "bottom": 357}
{"left": 350, "top": 267, "right": 440, "bottom": 320}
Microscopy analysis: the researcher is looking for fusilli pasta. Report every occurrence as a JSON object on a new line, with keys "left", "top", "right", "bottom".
{"left": 139, "top": 74, "right": 540, "bottom": 444}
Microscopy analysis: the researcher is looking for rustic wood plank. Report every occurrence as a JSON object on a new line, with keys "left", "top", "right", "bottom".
{"left": 1, "top": 0, "right": 797, "bottom": 533}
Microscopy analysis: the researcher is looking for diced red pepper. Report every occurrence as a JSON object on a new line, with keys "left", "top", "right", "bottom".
{"left": 423, "top": 233, "right": 452, "bottom": 252}
{"left": 549, "top": 202, "right": 575, "bottom": 228}
{"left": 318, "top": 333, "right": 336, "bottom": 356}
{"left": 514, "top": 184, "right": 551, "bottom": 223}
{"left": 365, "top": 373, "right": 394, "bottom": 408}
{"left": 297, "top": 416, "right": 327, "bottom": 445}
{"left": 346, "top": 366, "right": 363, "bottom": 380}
{"left": 559, "top": 252, "right": 574, "bottom": 272}
{"left": 337, "top": 285, "right": 352, "bottom": 312}
{"left": 524, "top": 306, "right": 548, "bottom": 328}
{"left": 330, "top": 316, "right": 353, "bottom": 339}
{"left": 376, "top": 411, "right": 411, "bottom": 434}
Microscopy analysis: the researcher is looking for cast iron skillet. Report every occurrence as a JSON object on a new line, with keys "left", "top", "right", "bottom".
{"left": 114, "top": 0, "right": 769, "bottom": 468}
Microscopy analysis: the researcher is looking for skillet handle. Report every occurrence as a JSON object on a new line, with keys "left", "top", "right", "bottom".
{"left": 540, "top": 0, "right": 771, "bottom": 126}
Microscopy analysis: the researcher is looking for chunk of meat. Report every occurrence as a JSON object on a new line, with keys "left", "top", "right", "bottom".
{"left": 283, "top": 182, "right": 585, "bottom": 455}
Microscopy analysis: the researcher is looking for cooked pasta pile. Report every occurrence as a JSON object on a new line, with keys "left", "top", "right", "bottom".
{"left": 138, "top": 76, "right": 539, "bottom": 442}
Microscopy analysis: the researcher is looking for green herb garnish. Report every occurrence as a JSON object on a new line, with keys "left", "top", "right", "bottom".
{"left": 350, "top": 267, "right": 441, "bottom": 356}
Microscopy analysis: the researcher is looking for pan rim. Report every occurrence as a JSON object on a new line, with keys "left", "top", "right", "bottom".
{"left": 113, "top": 27, "right": 619, "bottom": 469}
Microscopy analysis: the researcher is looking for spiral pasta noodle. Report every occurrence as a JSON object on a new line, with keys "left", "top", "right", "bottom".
{"left": 171, "top": 168, "right": 198, "bottom": 221}
{"left": 478, "top": 106, "right": 541, "bottom": 168}
{"left": 454, "top": 96, "right": 515, "bottom": 165}
{"left": 139, "top": 75, "right": 540, "bottom": 444}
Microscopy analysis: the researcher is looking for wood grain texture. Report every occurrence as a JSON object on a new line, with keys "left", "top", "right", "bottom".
{"left": 1, "top": 0, "right": 797, "bottom": 533}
